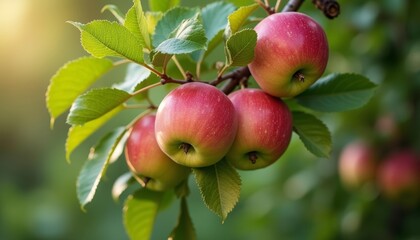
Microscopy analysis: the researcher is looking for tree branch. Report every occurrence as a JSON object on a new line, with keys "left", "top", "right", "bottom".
{"left": 312, "top": 0, "right": 340, "bottom": 19}
{"left": 282, "top": 0, "right": 305, "bottom": 12}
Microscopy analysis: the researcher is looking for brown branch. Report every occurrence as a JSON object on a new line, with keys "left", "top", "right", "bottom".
{"left": 312, "top": 0, "right": 340, "bottom": 19}
{"left": 220, "top": 67, "right": 251, "bottom": 94}
{"left": 282, "top": 0, "right": 305, "bottom": 12}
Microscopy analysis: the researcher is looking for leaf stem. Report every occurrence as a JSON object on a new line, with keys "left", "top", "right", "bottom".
{"left": 139, "top": 63, "right": 163, "bottom": 77}
{"left": 123, "top": 103, "right": 152, "bottom": 109}
{"left": 275, "top": 0, "right": 282, "bottom": 12}
{"left": 172, "top": 55, "right": 187, "bottom": 79}
{"left": 131, "top": 82, "right": 162, "bottom": 96}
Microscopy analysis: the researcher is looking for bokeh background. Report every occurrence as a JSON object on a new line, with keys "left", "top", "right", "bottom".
{"left": 1, "top": 0, "right": 419, "bottom": 239}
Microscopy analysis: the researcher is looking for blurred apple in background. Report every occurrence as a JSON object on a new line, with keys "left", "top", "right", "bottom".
{"left": 338, "top": 141, "right": 377, "bottom": 189}
{"left": 377, "top": 150, "right": 420, "bottom": 202}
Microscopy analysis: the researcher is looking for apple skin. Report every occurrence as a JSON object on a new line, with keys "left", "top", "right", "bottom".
{"left": 125, "top": 115, "right": 191, "bottom": 192}
{"left": 155, "top": 82, "right": 238, "bottom": 168}
{"left": 225, "top": 89, "right": 293, "bottom": 170}
{"left": 248, "top": 12, "right": 329, "bottom": 98}
{"left": 338, "top": 141, "right": 377, "bottom": 189}
{"left": 377, "top": 150, "right": 420, "bottom": 200}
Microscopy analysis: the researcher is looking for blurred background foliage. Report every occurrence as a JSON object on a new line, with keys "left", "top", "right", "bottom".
{"left": 0, "top": 0, "right": 419, "bottom": 239}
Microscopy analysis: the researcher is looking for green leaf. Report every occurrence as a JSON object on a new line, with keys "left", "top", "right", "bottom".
{"left": 145, "top": 12, "right": 163, "bottom": 34}
{"left": 66, "top": 105, "right": 124, "bottom": 162}
{"left": 150, "top": 51, "right": 172, "bottom": 68}
{"left": 101, "top": 4, "right": 125, "bottom": 24}
{"left": 124, "top": 1, "right": 151, "bottom": 49}
{"left": 133, "top": 74, "right": 160, "bottom": 101}
{"left": 46, "top": 57, "right": 113, "bottom": 126}
{"left": 225, "top": 3, "right": 258, "bottom": 36}
{"left": 202, "top": 2, "right": 236, "bottom": 42}
{"left": 112, "top": 172, "right": 136, "bottom": 202}
{"left": 169, "top": 198, "right": 197, "bottom": 240}
{"left": 292, "top": 111, "right": 332, "bottom": 158}
{"left": 191, "top": 1, "right": 235, "bottom": 62}
{"left": 77, "top": 127, "right": 127, "bottom": 208}
{"left": 225, "top": 29, "right": 257, "bottom": 66}
{"left": 123, "top": 189, "right": 166, "bottom": 240}
{"left": 192, "top": 159, "right": 241, "bottom": 222}
{"left": 153, "top": 7, "right": 198, "bottom": 47}
{"left": 228, "top": 0, "right": 255, "bottom": 7}
{"left": 113, "top": 63, "right": 151, "bottom": 92}
{"left": 67, "top": 88, "right": 131, "bottom": 125}
{"left": 148, "top": 0, "right": 180, "bottom": 12}
{"left": 296, "top": 73, "right": 377, "bottom": 112}
{"left": 70, "top": 20, "right": 144, "bottom": 63}
{"left": 155, "top": 16, "right": 207, "bottom": 54}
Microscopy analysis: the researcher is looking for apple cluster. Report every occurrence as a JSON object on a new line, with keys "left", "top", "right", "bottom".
{"left": 125, "top": 12, "right": 330, "bottom": 192}
{"left": 339, "top": 141, "right": 420, "bottom": 203}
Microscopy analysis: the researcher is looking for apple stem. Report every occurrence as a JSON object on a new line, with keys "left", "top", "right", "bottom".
{"left": 293, "top": 71, "right": 305, "bottom": 82}
{"left": 143, "top": 177, "right": 151, "bottom": 188}
{"left": 179, "top": 143, "right": 192, "bottom": 154}
{"left": 248, "top": 152, "right": 258, "bottom": 164}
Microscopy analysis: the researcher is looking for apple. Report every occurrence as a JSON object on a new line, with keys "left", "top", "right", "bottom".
{"left": 224, "top": 89, "right": 293, "bottom": 170}
{"left": 125, "top": 115, "right": 191, "bottom": 192}
{"left": 338, "top": 141, "right": 377, "bottom": 189}
{"left": 248, "top": 12, "right": 329, "bottom": 98}
{"left": 377, "top": 150, "right": 420, "bottom": 200}
{"left": 155, "top": 82, "right": 238, "bottom": 168}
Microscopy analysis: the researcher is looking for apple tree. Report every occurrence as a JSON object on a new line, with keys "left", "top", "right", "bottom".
{"left": 45, "top": 0, "right": 379, "bottom": 239}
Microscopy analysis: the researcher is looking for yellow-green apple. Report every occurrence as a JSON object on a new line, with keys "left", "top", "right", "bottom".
{"left": 378, "top": 150, "right": 420, "bottom": 200}
{"left": 338, "top": 141, "right": 377, "bottom": 189}
{"left": 125, "top": 115, "right": 190, "bottom": 192}
{"left": 155, "top": 82, "right": 238, "bottom": 168}
{"left": 225, "top": 89, "right": 292, "bottom": 170}
{"left": 248, "top": 12, "right": 329, "bottom": 98}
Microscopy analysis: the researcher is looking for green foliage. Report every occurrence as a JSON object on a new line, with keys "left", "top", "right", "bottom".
{"left": 124, "top": 0, "right": 151, "bottom": 49}
{"left": 192, "top": 159, "right": 241, "bottom": 222}
{"left": 154, "top": 16, "right": 207, "bottom": 54}
{"left": 225, "top": 3, "right": 258, "bottom": 36}
{"left": 192, "top": 1, "right": 236, "bottom": 61}
{"left": 44, "top": 0, "right": 381, "bottom": 238}
{"left": 76, "top": 127, "right": 127, "bottom": 208}
{"left": 70, "top": 20, "right": 144, "bottom": 63}
{"left": 66, "top": 105, "right": 124, "bottom": 162}
{"left": 225, "top": 29, "right": 257, "bottom": 66}
{"left": 112, "top": 172, "right": 136, "bottom": 201}
{"left": 152, "top": 7, "right": 199, "bottom": 48}
{"left": 46, "top": 57, "right": 113, "bottom": 125}
{"left": 169, "top": 198, "right": 197, "bottom": 240}
{"left": 123, "top": 189, "right": 166, "bottom": 240}
{"left": 292, "top": 111, "right": 332, "bottom": 158}
{"left": 101, "top": 4, "right": 125, "bottom": 24}
{"left": 67, "top": 88, "right": 131, "bottom": 125}
{"left": 296, "top": 73, "right": 377, "bottom": 112}
{"left": 148, "top": 0, "right": 180, "bottom": 12}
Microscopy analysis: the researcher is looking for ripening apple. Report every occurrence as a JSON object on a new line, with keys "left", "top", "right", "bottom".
{"left": 155, "top": 82, "right": 238, "bottom": 168}
{"left": 248, "top": 12, "right": 329, "bottom": 98}
{"left": 377, "top": 150, "right": 420, "bottom": 200}
{"left": 125, "top": 115, "right": 191, "bottom": 192}
{"left": 338, "top": 141, "right": 377, "bottom": 189}
{"left": 225, "top": 89, "right": 293, "bottom": 170}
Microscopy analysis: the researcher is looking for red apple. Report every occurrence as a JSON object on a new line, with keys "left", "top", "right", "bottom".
{"left": 248, "top": 12, "right": 329, "bottom": 98}
{"left": 225, "top": 89, "right": 293, "bottom": 170}
{"left": 338, "top": 141, "right": 377, "bottom": 189}
{"left": 378, "top": 150, "right": 420, "bottom": 199}
{"left": 155, "top": 82, "right": 238, "bottom": 168}
{"left": 125, "top": 115, "right": 190, "bottom": 192}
